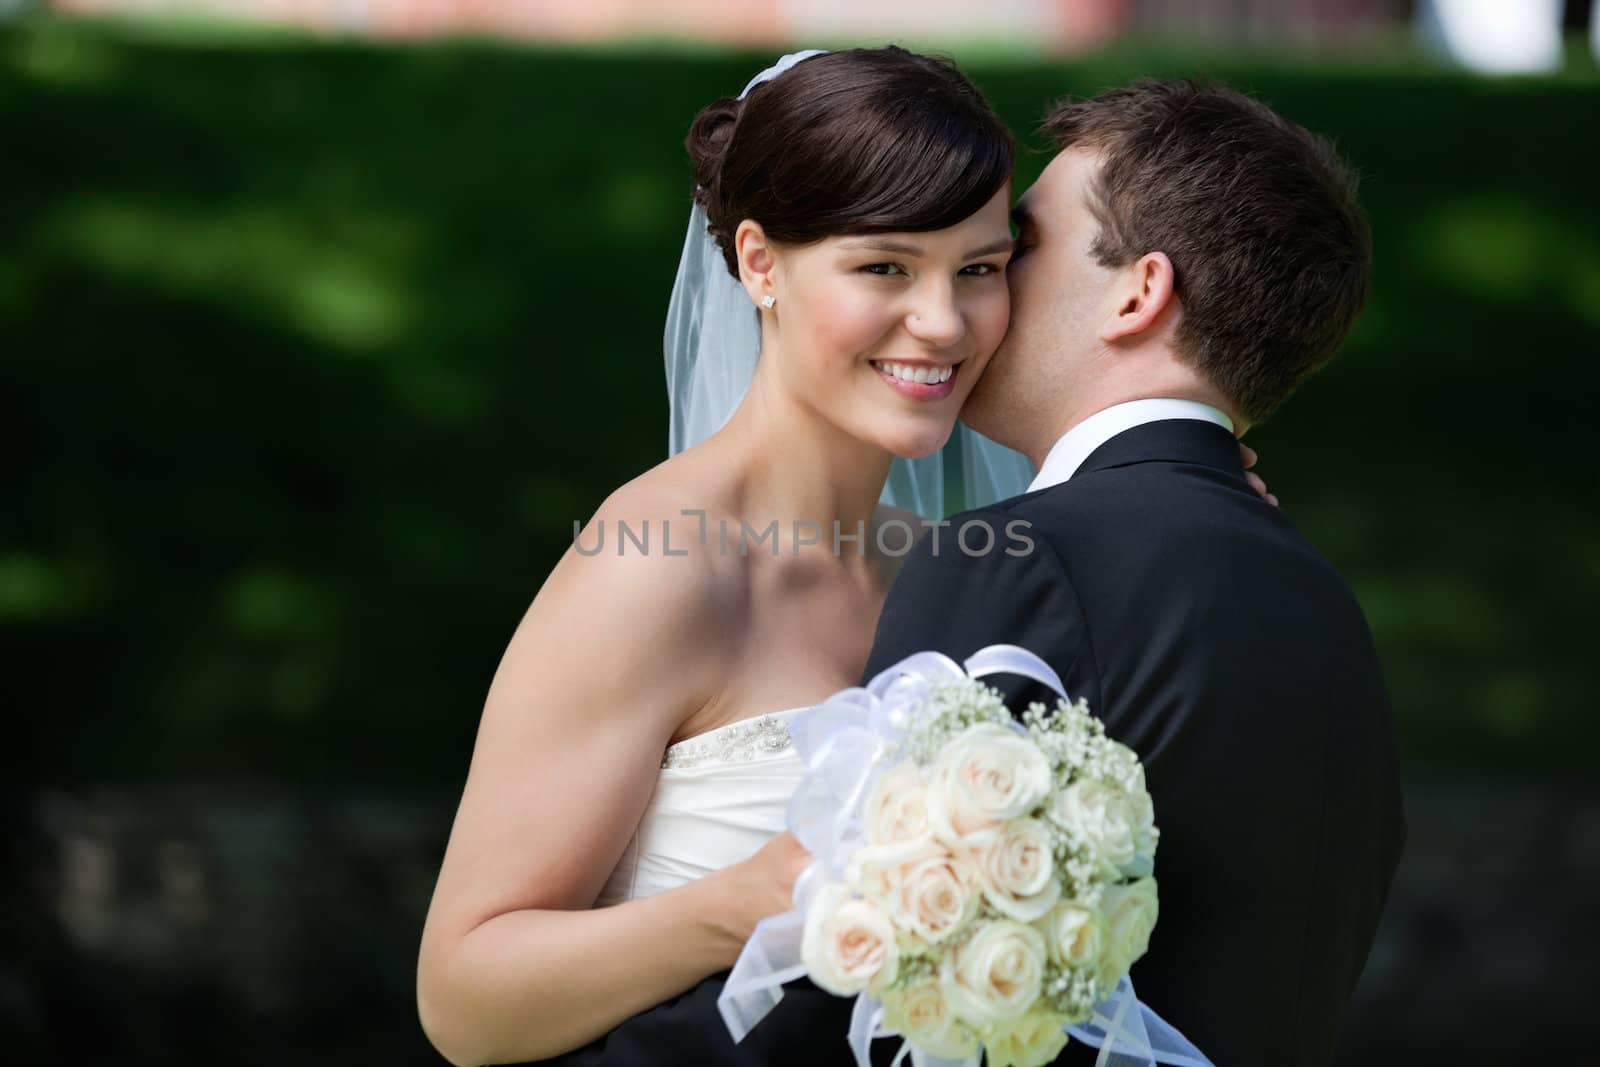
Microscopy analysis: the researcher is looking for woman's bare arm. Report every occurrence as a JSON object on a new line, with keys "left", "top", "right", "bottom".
{"left": 415, "top": 492, "right": 803, "bottom": 1065}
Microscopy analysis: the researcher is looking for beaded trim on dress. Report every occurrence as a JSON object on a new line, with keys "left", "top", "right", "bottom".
{"left": 660, "top": 708, "right": 805, "bottom": 770}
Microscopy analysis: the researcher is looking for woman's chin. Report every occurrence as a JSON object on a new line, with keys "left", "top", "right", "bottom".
{"left": 881, "top": 422, "right": 956, "bottom": 460}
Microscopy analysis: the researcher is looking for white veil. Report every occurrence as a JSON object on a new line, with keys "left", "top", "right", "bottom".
{"left": 663, "top": 49, "right": 1036, "bottom": 519}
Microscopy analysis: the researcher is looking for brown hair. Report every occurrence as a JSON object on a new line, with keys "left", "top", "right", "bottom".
{"left": 1044, "top": 79, "right": 1370, "bottom": 424}
{"left": 686, "top": 47, "right": 1014, "bottom": 279}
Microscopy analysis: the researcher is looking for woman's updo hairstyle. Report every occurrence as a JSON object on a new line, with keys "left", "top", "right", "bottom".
{"left": 685, "top": 47, "right": 1015, "bottom": 280}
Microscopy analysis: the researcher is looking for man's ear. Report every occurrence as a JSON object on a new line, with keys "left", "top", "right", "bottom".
{"left": 1100, "top": 251, "right": 1177, "bottom": 343}
{"left": 735, "top": 219, "right": 777, "bottom": 309}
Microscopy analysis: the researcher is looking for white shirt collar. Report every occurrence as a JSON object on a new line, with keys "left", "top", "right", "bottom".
{"left": 1025, "top": 398, "right": 1235, "bottom": 493}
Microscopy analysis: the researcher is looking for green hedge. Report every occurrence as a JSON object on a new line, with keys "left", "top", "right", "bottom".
{"left": 4, "top": 18, "right": 1597, "bottom": 781}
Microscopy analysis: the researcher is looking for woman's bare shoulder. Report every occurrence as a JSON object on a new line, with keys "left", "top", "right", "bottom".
{"left": 558, "top": 471, "right": 739, "bottom": 624}
{"left": 584, "top": 458, "right": 750, "bottom": 566}
{"left": 548, "top": 464, "right": 751, "bottom": 673}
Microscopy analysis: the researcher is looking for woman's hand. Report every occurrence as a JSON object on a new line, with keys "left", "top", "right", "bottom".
{"left": 1239, "top": 442, "right": 1279, "bottom": 507}
{"left": 710, "top": 831, "right": 814, "bottom": 953}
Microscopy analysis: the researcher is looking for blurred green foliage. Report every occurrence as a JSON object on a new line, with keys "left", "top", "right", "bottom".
{"left": 3, "top": 16, "right": 1596, "bottom": 783}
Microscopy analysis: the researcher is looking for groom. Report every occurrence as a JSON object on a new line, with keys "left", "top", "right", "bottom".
{"left": 855, "top": 79, "right": 1406, "bottom": 1065}
{"left": 545, "top": 78, "right": 1404, "bottom": 1067}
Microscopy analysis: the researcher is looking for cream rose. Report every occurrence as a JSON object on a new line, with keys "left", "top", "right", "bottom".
{"left": 969, "top": 817, "right": 1060, "bottom": 922}
{"left": 984, "top": 1010, "right": 1073, "bottom": 1067}
{"left": 1097, "top": 877, "right": 1159, "bottom": 987}
{"left": 887, "top": 845, "right": 980, "bottom": 944}
{"left": 938, "top": 919, "right": 1046, "bottom": 1027}
{"left": 1053, "top": 779, "right": 1158, "bottom": 877}
{"left": 864, "top": 762, "right": 933, "bottom": 847}
{"left": 1039, "top": 902, "right": 1102, "bottom": 970}
{"left": 927, "top": 724, "right": 1053, "bottom": 844}
{"left": 847, "top": 838, "right": 977, "bottom": 946}
{"left": 801, "top": 882, "right": 900, "bottom": 996}
{"left": 846, "top": 837, "right": 939, "bottom": 904}
{"left": 880, "top": 980, "right": 979, "bottom": 1059}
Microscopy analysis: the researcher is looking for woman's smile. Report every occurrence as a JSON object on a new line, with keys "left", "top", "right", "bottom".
{"left": 869, "top": 358, "right": 963, "bottom": 401}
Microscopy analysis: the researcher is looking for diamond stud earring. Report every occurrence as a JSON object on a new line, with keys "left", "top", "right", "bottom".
{"left": 760, "top": 295, "right": 776, "bottom": 309}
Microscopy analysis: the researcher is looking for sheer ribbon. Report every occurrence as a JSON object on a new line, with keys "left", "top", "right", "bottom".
{"left": 716, "top": 644, "right": 1214, "bottom": 1067}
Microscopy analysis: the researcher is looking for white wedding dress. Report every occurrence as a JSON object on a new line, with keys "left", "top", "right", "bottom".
{"left": 595, "top": 707, "right": 809, "bottom": 905}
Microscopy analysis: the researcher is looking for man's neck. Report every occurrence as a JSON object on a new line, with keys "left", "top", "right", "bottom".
{"left": 1035, "top": 386, "right": 1243, "bottom": 467}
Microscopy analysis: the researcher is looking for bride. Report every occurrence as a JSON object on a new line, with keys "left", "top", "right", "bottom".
{"left": 415, "top": 46, "right": 1026, "bottom": 1067}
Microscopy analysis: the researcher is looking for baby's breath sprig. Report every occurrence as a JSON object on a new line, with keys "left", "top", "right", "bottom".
{"left": 1041, "top": 960, "right": 1102, "bottom": 1021}
{"left": 1021, "top": 696, "right": 1107, "bottom": 780}
{"left": 1046, "top": 827, "right": 1102, "bottom": 907}
{"left": 886, "top": 952, "right": 939, "bottom": 992}
{"left": 896, "top": 679, "right": 1014, "bottom": 764}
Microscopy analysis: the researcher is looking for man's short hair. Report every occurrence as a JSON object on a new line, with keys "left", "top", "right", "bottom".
{"left": 1045, "top": 79, "right": 1370, "bottom": 423}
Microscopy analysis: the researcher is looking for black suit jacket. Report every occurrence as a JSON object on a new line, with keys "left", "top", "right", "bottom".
{"left": 536, "top": 419, "right": 1404, "bottom": 1067}
{"left": 858, "top": 419, "right": 1405, "bottom": 1066}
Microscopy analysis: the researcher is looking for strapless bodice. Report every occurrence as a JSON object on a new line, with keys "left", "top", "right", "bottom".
{"left": 594, "top": 707, "right": 808, "bottom": 906}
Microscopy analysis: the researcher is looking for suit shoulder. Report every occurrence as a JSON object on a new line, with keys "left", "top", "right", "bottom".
{"left": 902, "top": 502, "right": 1040, "bottom": 555}
{"left": 886, "top": 503, "right": 1069, "bottom": 601}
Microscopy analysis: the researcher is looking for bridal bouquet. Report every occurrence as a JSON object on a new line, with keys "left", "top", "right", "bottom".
{"left": 718, "top": 645, "right": 1210, "bottom": 1067}
{"left": 804, "top": 681, "right": 1157, "bottom": 1065}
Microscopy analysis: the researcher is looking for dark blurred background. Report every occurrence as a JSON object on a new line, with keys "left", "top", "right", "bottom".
{"left": 5, "top": 0, "right": 1598, "bottom": 1063}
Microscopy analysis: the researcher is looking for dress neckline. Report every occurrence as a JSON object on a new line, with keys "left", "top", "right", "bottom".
{"left": 661, "top": 707, "right": 809, "bottom": 770}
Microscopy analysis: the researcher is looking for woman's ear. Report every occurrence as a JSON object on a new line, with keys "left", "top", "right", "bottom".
{"left": 735, "top": 219, "right": 778, "bottom": 309}
{"left": 1100, "top": 250, "right": 1177, "bottom": 344}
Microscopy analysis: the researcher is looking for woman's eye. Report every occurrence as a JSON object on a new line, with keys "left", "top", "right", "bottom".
{"left": 960, "top": 263, "right": 1003, "bottom": 277}
{"left": 862, "top": 263, "right": 905, "bottom": 276}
